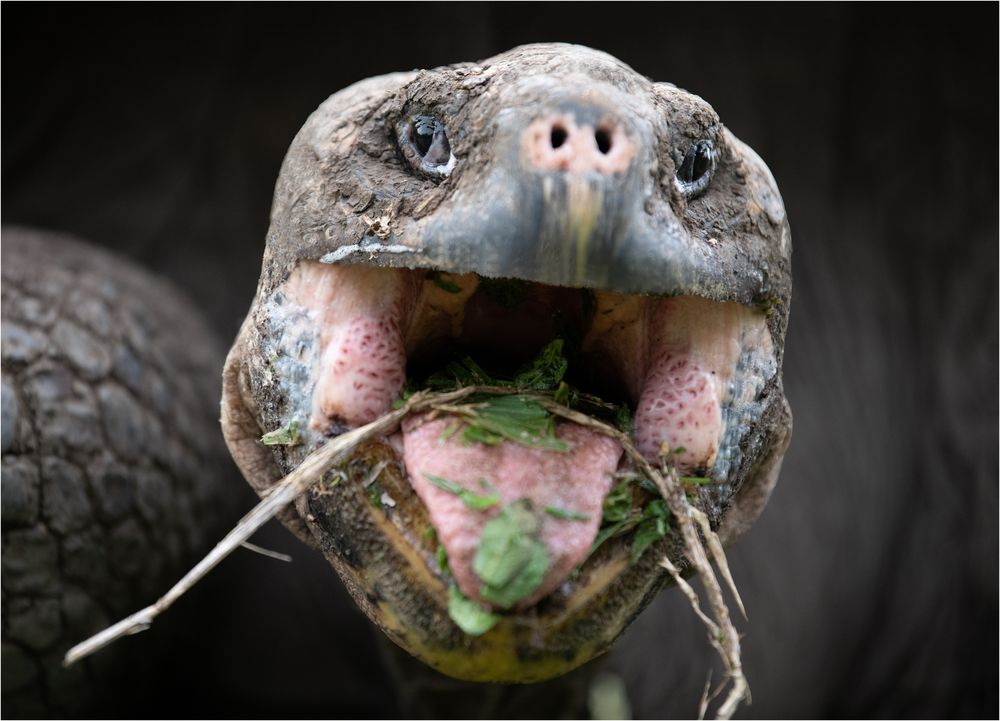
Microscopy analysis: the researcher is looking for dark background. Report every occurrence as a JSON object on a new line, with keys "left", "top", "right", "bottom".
{"left": 3, "top": 3, "right": 997, "bottom": 718}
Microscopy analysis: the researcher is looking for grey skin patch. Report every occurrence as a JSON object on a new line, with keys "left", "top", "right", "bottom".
{"left": 711, "top": 330, "right": 779, "bottom": 484}
{"left": 259, "top": 290, "right": 323, "bottom": 448}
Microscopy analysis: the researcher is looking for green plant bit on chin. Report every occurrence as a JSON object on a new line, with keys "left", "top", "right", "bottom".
{"left": 447, "top": 586, "right": 500, "bottom": 636}
{"left": 260, "top": 420, "right": 300, "bottom": 446}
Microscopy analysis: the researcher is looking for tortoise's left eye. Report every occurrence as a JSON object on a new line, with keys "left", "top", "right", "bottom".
{"left": 674, "top": 139, "right": 715, "bottom": 197}
{"left": 397, "top": 115, "right": 456, "bottom": 178}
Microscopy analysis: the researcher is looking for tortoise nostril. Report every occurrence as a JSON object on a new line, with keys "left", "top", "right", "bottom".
{"left": 525, "top": 113, "right": 634, "bottom": 174}
{"left": 595, "top": 128, "right": 612, "bottom": 154}
{"left": 550, "top": 125, "right": 568, "bottom": 149}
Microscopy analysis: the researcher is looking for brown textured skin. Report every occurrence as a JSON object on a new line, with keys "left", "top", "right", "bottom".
{"left": 222, "top": 43, "right": 792, "bottom": 683}
{"left": 1, "top": 228, "right": 236, "bottom": 716}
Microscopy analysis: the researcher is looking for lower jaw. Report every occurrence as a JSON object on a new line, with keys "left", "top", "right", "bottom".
{"left": 300, "top": 437, "right": 685, "bottom": 683}
{"left": 248, "top": 261, "right": 780, "bottom": 679}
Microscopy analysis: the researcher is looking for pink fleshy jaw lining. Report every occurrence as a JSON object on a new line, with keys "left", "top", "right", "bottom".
{"left": 275, "top": 261, "right": 774, "bottom": 609}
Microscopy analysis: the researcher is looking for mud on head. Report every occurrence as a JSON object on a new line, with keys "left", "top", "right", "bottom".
{"left": 223, "top": 43, "right": 793, "bottom": 682}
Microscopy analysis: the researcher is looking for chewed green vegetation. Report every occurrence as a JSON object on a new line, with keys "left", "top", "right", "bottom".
{"left": 437, "top": 535, "right": 505, "bottom": 636}
{"left": 424, "top": 337, "right": 568, "bottom": 393}
{"left": 447, "top": 585, "right": 500, "bottom": 636}
{"left": 474, "top": 499, "right": 549, "bottom": 608}
{"left": 415, "top": 337, "right": 628, "bottom": 451}
{"left": 403, "top": 338, "right": 713, "bottom": 632}
{"left": 585, "top": 477, "right": 671, "bottom": 566}
{"left": 439, "top": 497, "right": 556, "bottom": 633}
{"left": 443, "top": 394, "right": 570, "bottom": 451}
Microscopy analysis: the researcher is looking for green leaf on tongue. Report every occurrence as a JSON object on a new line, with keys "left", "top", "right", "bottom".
{"left": 447, "top": 586, "right": 500, "bottom": 636}
{"left": 474, "top": 500, "right": 550, "bottom": 609}
{"left": 459, "top": 395, "right": 569, "bottom": 451}
{"left": 424, "top": 473, "right": 501, "bottom": 511}
{"left": 545, "top": 506, "right": 590, "bottom": 521}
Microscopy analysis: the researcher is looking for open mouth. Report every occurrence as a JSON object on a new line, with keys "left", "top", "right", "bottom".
{"left": 259, "top": 260, "right": 777, "bottom": 619}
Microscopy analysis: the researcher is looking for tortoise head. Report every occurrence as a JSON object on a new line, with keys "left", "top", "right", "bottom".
{"left": 221, "top": 43, "right": 792, "bottom": 683}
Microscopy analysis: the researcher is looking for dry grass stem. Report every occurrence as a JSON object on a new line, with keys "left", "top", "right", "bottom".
{"left": 698, "top": 669, "right": 714, "bottom": 721}
{"left": 693, "top": 508, "right": 747, "bottom": 620}
{"left": 240, "top": 541, "right": 293, "bottom": 563}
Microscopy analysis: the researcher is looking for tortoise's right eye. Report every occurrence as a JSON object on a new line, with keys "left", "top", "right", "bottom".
{"left": 398, "top": 115, "right": 456, "bottom": 179}
{"left": 674, "top": 139, "right": 715, "bottom": 197}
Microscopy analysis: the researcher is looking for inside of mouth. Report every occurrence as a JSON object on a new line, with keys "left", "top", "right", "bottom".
{"left": 405, "top": 277, "right": 632, "bottom": 411}
{"left": 267, "top": 261, "right": 775, "bottom": 617}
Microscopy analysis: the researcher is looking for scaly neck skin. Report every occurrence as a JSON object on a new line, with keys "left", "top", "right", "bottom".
{"left": 374, "top": 630, "right": 600, "bottom": 719}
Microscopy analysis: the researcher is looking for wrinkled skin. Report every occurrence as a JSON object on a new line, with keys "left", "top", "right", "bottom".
{"left": 223, "top": 43, "right": 792, "bottom": 682}
{"left": 0, "top": 229, "right": 237, "bottom": 716}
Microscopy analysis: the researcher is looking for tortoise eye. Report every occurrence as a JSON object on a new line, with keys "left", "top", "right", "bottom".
{"left": 674, "top": 139, "right": 714, "bottom": 197}
{"left": 398, "top": 115, "right": 456, "bottom": 178}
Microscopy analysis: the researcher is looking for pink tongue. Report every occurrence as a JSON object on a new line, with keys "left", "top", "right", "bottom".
{"left": 400, "top": 415, "right": 622, "bottom": 608}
